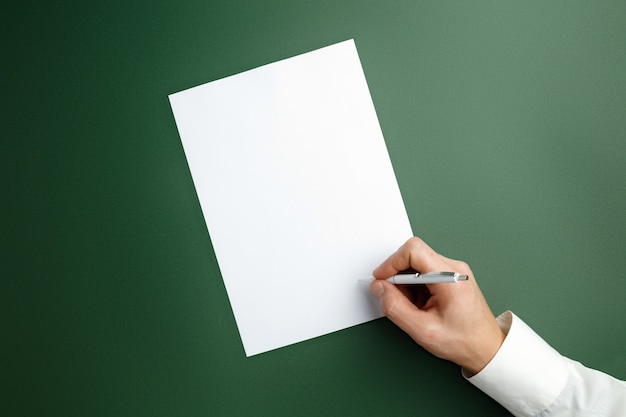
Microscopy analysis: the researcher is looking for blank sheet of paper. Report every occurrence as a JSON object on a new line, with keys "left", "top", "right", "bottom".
{"left": 169, "top": 39, "right": 412, "bottom": 356}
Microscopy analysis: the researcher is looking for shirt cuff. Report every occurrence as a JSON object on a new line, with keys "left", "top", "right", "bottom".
{"left": 464, "top": 311, "right": 569, "bottom": 417}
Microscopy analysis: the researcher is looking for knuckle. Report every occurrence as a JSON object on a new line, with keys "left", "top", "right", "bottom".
{"left": 381, "top": 297, "right": 400, "bottom": 319}
{"left": 452, "top": 260, "right": 471, "bottom": 274}
{"left": 405, "top": 236, "right": 434, "bottom": 260}
{"left": 419, "top": 322, "right": 440, "bottom": 345}
{"left": 405, "top": 236, "right": 424, "bottom": 250}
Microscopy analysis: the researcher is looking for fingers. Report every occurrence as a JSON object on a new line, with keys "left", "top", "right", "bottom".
{"left": 370, "top": 280, "right": 427, "bottom": 336}
{"left": 368, "top": 237, "right": 504, "bottom": 370}
{"left": 372, "top": 237, "right": 451, "bottom": 278}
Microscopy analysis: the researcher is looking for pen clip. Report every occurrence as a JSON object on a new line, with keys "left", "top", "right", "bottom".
{"left": 417, "top": 271, "right": 457, "bottom": 278}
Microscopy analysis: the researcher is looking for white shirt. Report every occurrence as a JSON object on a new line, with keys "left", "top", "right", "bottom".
{"left": 466, "top": 311, "right": 626, "bottom": 416}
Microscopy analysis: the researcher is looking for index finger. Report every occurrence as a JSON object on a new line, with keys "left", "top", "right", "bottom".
{"left": 372, "top": 237, "right": 453, "bottom": 279}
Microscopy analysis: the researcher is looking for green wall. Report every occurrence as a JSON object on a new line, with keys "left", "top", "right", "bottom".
{"left": 4, "top": 2, "right": 626, "bottom": 416}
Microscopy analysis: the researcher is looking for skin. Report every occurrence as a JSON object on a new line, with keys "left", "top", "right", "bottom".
{"left": 370, "top": 237, "right": 506, "bottom": 376}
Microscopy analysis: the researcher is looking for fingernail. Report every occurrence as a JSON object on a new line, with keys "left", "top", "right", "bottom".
{"left": 371, "top": 281, "right": 385, "bottom": 299}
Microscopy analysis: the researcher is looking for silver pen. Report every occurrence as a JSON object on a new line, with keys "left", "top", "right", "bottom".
{"left": 359, "top": 271, "right": 469, "bottom": 285}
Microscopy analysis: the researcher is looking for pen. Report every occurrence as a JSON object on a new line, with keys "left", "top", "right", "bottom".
{"left": 359, "top": 271, "right": 469, "bottom": 285}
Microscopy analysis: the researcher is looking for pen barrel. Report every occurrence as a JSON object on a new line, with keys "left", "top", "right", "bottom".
{"left": 389, "top": 274, "right": 464, "bottom": 284}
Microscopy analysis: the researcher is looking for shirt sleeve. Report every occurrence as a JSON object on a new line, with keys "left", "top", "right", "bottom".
{"left": 465, "top": 311, "right": 626, "bottom": 417}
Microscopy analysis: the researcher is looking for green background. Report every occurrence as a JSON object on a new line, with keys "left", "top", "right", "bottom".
{"left": 4, "top": 1, "right": 626, "bottom": 416}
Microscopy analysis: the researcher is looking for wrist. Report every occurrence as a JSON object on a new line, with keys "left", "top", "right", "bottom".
{"left": 461, "top": 322, "right": 506, "bottom": 376}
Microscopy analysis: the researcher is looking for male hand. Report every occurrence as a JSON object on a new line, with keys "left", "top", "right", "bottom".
{"left": 370, "top": 237, "right": 505, "bottom": 375}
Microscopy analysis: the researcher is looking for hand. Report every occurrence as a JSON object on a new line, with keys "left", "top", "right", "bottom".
{"left": 370, "top": 237, "right": 505, "bottom": 375}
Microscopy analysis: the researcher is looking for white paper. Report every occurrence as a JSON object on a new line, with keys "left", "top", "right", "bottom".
{"left": 169, "top": 39, "right": 412, "bottom": 356}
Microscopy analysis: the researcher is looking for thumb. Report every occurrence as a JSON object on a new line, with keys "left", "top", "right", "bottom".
{"left": 370, "top": 280, "right": 424, "bottom": 333}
